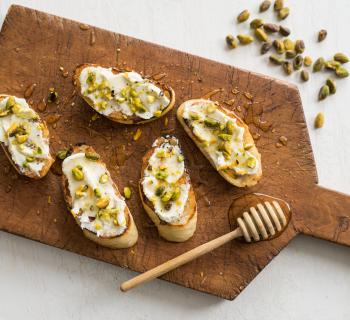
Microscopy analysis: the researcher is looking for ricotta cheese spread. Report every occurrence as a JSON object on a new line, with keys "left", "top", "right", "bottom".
{"left": 0, "top": 96, "right": 50, "bottom": 176}
{"left": 62, "top": 152, "right": 127, "bottom": 237}
{"left": 141, "top": 137, "right": 190, "bottom": 224}
{"left": 182, "top": 99, "right": 259, "bottom": 176}
{"left": 79, "top": 66, "right": 170, "bottom": 120}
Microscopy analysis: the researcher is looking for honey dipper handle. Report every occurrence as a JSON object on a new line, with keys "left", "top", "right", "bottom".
{"left": 120, "top": 228, "right": 242, "bottom": 292}
{"left": 299, "top": 185, "right": 350, "bottom": 246}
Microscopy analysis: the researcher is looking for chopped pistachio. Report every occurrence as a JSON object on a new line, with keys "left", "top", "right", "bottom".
{"left": 26, "top": 156, "right": 35, "bottom": 162}
{"left": 94, "top": 188, "right": 102, "bottom": 198}
{"left": 133, "top": 128, "right": 142, "bottom": 141}
{"left": 189, "top": 111, "right": 200, "bottom": 120}
{"left": 72, "top": 166, "right": 84, "bottom": 181}
{"left": 85, "top": 151, "right": 100, "bottom": 161}
{"left": 56, "top": 149, "right": 68, "bottom": 160}
{"left": 94, "top": 222, "right": 102, "bottom": 231}
{"left": 204, "top": 118, "right": 220, "bottom": 127}
{"left": 218, "top": 133, "right": 232, "bottom": 141}
{"left": 226, "top": 120, "right": 234, "bottom": 134}
{"left": 123, "top": 187, "right": 132, "bottom": 199}
{"left": 171, "top": 187, "right": 181, "bottom": 201}
{"left": 153, "top": 110, "right": 162, "bottom": 117}
{"left": 99, "top": 173, "right": 109, "bottom": 184}
{"left": 246, "top": 157, "right": 256, "bottom": 168}
{"left": 155, "top": 185, "right": 165, "bottom": 196}
{"left": 177, "top": 154, "right": 184, "bottom": 162}
{"left": 206, "top": 103, "right": 217, "bottom": 113}
{"left": 156, "top": 149, "right": 166, "bottom": 158}
{"left": 75, "top": 185, "right": 88, "bottom": 198}
{"left": 96, "top": 196, "right": 110, "bottom": 209}
{"left": 16, "top": 134, "right": 28, "bottom": 144}
{"left": 6, "top": 96, "right": 15, "bottom": 109}
{"left": 161, "top": 191, "right": 173, "bottom": 202}
{"left": 155, "top": 171, "right": 168, "bottom": 180}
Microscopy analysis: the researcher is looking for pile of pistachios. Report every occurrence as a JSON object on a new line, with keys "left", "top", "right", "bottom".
{"left": 225, "top": 0, "right": 349, "bottom": 129}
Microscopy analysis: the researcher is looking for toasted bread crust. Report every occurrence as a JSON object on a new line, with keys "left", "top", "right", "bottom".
{"left": 74, "top": 64, "right": 175, "bottom": 124}
{"left": 61, "top": 144, "right": 138, "bottom": 249}
{"left": 139, "top": 137, "right": 197, "bottom": 242}
{"left": 0, "top": 95, "right": 54, "bottom": 179}
{"left": 177, "top": 99, "right": 262, "bottom": 187}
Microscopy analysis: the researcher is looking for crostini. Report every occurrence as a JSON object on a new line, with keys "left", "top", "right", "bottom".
{"left": 177, "top": 99, "right": 262, "bottom": 187}
{"left": 62, "top": 145, "right": 138, "bottom": 249}
{"left": 0, "top": 95, "right": 54, "bottom": 179}
{"left": 74, "top": 64, "right": 175, "bottom": 124}
{"left": 139, "top": 136, "right": 197, "bottom": 242}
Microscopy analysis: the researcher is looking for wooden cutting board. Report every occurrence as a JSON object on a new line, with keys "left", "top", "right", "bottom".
{"left": 1, "top": 5, "right": 350, "bottom": 300}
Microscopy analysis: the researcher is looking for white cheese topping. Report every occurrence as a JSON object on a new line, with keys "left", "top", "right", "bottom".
{"left": 79, "top": 66, "right": 170, "bottom": 120}
{"left": 142, "top": 137, "right": 190, "bottom": 224}
{"left": 62, "top": 152, "right": 127, "bottom": 237}
{"left": 0, "top": 96, "right": 50, "bottom": 176}
{"left": 182, "top": 99, "right": 259, "bottom": 176}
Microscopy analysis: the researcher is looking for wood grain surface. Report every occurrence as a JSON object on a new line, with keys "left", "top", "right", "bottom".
{"left": 0, "top": 5, "right": 349, "bottom": 300}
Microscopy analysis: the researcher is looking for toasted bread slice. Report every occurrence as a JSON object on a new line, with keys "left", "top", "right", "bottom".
{"left": 0, "top": 95, "right": 54, "bottom": 179}
{"left": 177, "top": 99, "right": 262, "bottom": 187}
{"left": 139, "top": 136, "right": 197, "bottom": 242}
{"left": 74, "top": 64, "right": 175, "bottom": 124}
{"left": 61, "top": 145, "right": 138, "bottom": 249}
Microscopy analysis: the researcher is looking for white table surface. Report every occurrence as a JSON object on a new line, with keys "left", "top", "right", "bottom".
{"left": 0, "top": 0, "right": 349, "bottom": 319}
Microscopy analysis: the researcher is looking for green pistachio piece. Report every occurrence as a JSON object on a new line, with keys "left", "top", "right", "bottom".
{"left": 218, "top": 133, "right": 232, "bottom": 141}
{"left": 237, "top": 34, "right": 254, "bottom": 45}
{"left": 155, "top": 185, "right": 165, "bottom": 196}
{"left": 204, "top": 118, "right": 220, "bottom": 127}
{"left": 326, "top": 78, "right": 336, "bottom": 94}
{"left": 335, "top": 66, "right": 349, "bottom": 78}
{"left": 171, "top": 187, "right": 181, "bottom": 201}
{"left": 123, "top": 187, "right": 132, "bottom": 199}
{"left": 99, "top": 173, "right": 109, "bottom": 184}
{"left": 314, "top": 112, "right": 324, "bottom": 129}
{"left": 161, "top": 190, "right": 173, "bottom": 202}
{"left": 250, "top": 18, "right": 264, "bottom": 29}
{"left": 72, "top": 166, "right": 84, "bottom": 181}
{"left": 334, "top": 53, "right": 349, "bottom": 64}
{"left": 94, "top": 188, "right": 102, "bottom": 198}
{"left": 237, "top": 10, "right": 250, "bottom": 23}
{"left": 155, "top": 171, "right": 168, "bottom": 180}
{"left": 56, "top": 149, "right": 68, "bottom": 160}
{"left": 85, "top": 151, "right": 100, "bottom": 161}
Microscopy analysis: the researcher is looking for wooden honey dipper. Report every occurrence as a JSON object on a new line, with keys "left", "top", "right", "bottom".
{"left": 120, "top": 193, "right": 291, "bottom": 292}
